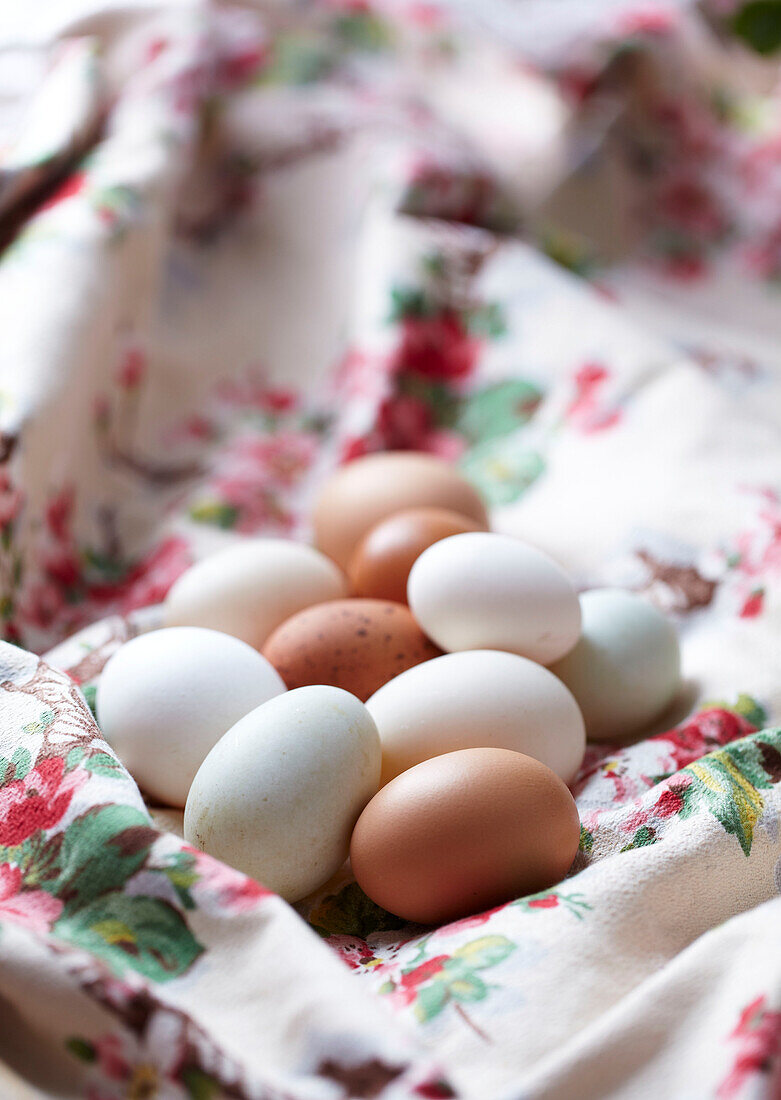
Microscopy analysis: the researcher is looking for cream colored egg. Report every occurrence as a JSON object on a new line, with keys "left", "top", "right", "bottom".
{"left": 407, "top": 532, "right": 581, "bottom": 665}
{"left": 96, "top": 627, "right": 286, "bottom": 806}
{"left": 184, "top": 686, "right": 381, "bottom": 902}
{"left": 549, "top": 588, "right": 681, "bottom": 742}
{"left": 164, "top": 539, "right": 347, "bottom": 649}
{"left": 366, "top": 649, "right": 585, "bottom": 785}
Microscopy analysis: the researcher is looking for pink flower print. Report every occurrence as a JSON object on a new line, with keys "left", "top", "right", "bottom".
{"left": 217, "top": 42, "right": 268, "bottom": 90}
{"left": 616, "top": 7, "right": 677, "bottom": 35}
{"left": 0, "top": 757, "right": 87, "bottom": 848}
{"left": 0, "top": 864, "right": 62, "bottom": 932}
{"left": 566, "top": 363, "right": 622, "bottom": 434}
{"left": 717, "top": 995, "right": 781, "bottom": 1099}
{"left": 186, "top": 847, "right": 271, "bottom": 913}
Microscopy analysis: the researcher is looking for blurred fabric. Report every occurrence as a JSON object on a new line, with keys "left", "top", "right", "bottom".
{"left": 0, "top": 2, "right": 779, "bottom": 1097}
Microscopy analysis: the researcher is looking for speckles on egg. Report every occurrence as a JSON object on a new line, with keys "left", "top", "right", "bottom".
{"left": 262, "top": 599, "right": 442, "bottom": 701}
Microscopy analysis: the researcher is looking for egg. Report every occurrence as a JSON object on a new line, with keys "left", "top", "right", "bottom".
{"left": 312, "top": 452, "right": 489, "bottom": 570}
{"left": 351, "top": 747, "right": 581, "bottom": 924}
{"left": 366, "top": 649, "right": 585, "bottom": 785}
{"left": 347, "top": 507, "right": 488, "bottom": 604}
{"left": 262, "top": 599, "right": 442, "bottom": 701}
{"left": 549, "top": 588, "right": 681, "bottom": 742}
{"left": 164, "top": 539, "right": 347, "bottom": 649}
{"left": 184, "top": 686, "right": 381, "bottom": 902}
{"left": 96, "top": 627, "right": 286, "bottom": 806}
{"left": 407, "top": 532, "right": 581, "bottom": 665}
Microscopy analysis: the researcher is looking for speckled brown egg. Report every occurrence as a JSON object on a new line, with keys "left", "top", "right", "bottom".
{"left": 350, "top": 747, "right": 581, "bottom": 925}
{"left": 262, "top": 599, "right": 442, "bottom": 702}
{"left": 347, "top": 507, "right": 488, "bottom": 605}
{"left": 312, "top": 452, "right": 489, "bottom": 570}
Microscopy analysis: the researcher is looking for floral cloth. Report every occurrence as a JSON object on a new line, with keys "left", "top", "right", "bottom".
{"left": 0, "top": 0, "right": 781, "bottom": 1097}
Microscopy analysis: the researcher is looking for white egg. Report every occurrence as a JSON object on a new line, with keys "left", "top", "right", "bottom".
{"left": 549, "top": 588, "right": 681, "bottom": 742}
{"left": 366, "top": 650, "right": 585, "bottom": 785}
{"left": 164, "top": 539, "right": 347, "bottom": 649}
{"left": 96, "top": 627, "right": 285, "bottom": 806}
{"left": 407, "top": 532, "right": 581, "bottom": 664}
{"left": 184, "top": 686, "right": 381, "bottom": 902}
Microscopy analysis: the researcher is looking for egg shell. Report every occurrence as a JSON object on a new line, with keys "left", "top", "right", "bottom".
{"left": 312, "top": 452, "right": 489, "bottom": 570}
{"left": 407, "top": 531, "right": 581, "bottom": 665}
{"left": 96, "top": 627, "right": 286, "bottom": 806}
{"left": 347, "top": 507, "right": 488, "bottom": 604}
{"left": 549, "top": 588, "right": 681, "bottom": 742}
{"left": 366, "top": 649, "right": 585, "bottom": 785}
{"left": 184, "top": 686, "right": 381, "bottom": 902}
{"left": 351, "top": 747, "right": 581, "bottom": 925}
{"left": 262, "top": 599, "right": 442, "bottom": 702}
{"left": 164, "top": 539, "right": 347, "bottom": 649}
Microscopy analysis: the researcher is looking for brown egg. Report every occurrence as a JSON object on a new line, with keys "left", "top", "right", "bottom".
{"left": 350, "top": 747, "right": 581, "bottom": 925}
{"left": 348, "top": 507, "right": 488, "bottom": 604}
{"left": 313, "top": 452, "right": 489, "bottom": 570}
{"left": 262, "top": 599, "right": 442, "bottom": 702}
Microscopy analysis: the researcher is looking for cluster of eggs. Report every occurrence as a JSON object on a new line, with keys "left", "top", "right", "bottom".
{"left": 96, "top": 453, "right": 681, "bottom": 924}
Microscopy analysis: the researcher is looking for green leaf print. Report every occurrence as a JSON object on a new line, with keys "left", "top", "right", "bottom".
{"left": 455, "top": 380, "right": 542, "bottom": 443}
{"left": 56, "top": 894, "right": 203, "bottom": 982}
{"left": 45, "top": 804, "right": 156, "bottom": 913}
{"left": 416, "top": 981, "right": 448, "bottom": 1022}
{"left": 679, "top": 729, "right": 781, "bottom": 855}
{"left": 189, "top": 500, "right": 240, "bottom": 529}
{"left": 22, "top": 710, "right": 55, "bottom": 735}
{"left": 459, "top": 437, "right": 545, "bottom": 506}
{"left": 309, "top": 881, "right": 406, "bottom": 938}
{"left": 732, "top": 1, "right": 781, "bottom": 55}
{"left": 10, "top": 747, "right": 32, "bottom": 781}
{"left": 84, "top": 752, "right": 125, "bottom": 778}
{"left": 452, "top": 935, "right": 515, "bottom": 969}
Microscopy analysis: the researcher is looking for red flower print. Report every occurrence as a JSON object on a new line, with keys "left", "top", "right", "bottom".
{"left": 116, "top": 348, "right": 146, "bottom": 390}
{"left": 653, "top": 785, "right": 685, "bottom": 818}
{"left": 42, "top": 549, "right": 81, "bottom": 589}
{"left": 257, "top": 388, "right": 297, "bottom": 415}
{"left": 88, "top": 536, "right": 191, "bottom": 613}
{"left": 566, "top": 362, "right": 622, "bottom": 434}
{"left": 658, "top": 179, "right": 726, "bottom": 239}
{"left": 717, "top": 995, "right": 781, "bottom": 1099}
{"left": 739, "top": 589, "right": 765, "bottom": 618}
{"left": 0, "top": 757, "right": 87, "bottom": 847}
{"left": 217, "top": 43, "right": 268, "bottom": 89}
{"left": 527, "top": 895, "right": 559, "bottom": 909}
{"left": 659, "top": 709, "right": 755, "bottom": 766}
{"left": 0, "top": 863, "right": 62, "bottom": 932}
{"left": 392, "top": 956, "right": 449, "bottom": 1006}
{"left": 0, "top": 473, "right": 23, "bottom": 529}
{"left": 377, "top": 394, "right": 433, "bottom": 449}
{"left": 660, "top": 253, "right": 707, "bottom": 281}
{"left": 439, "top": 904, "right": 505, "bottom": 935}
{"left": 45, "top": 487, "right": 75, "bottom": 542}
{"left": 393, "top": 313, "right": 479, "bottom": 383}
{"left": 38, "top": 171, "right": 87, "bottom": 214}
